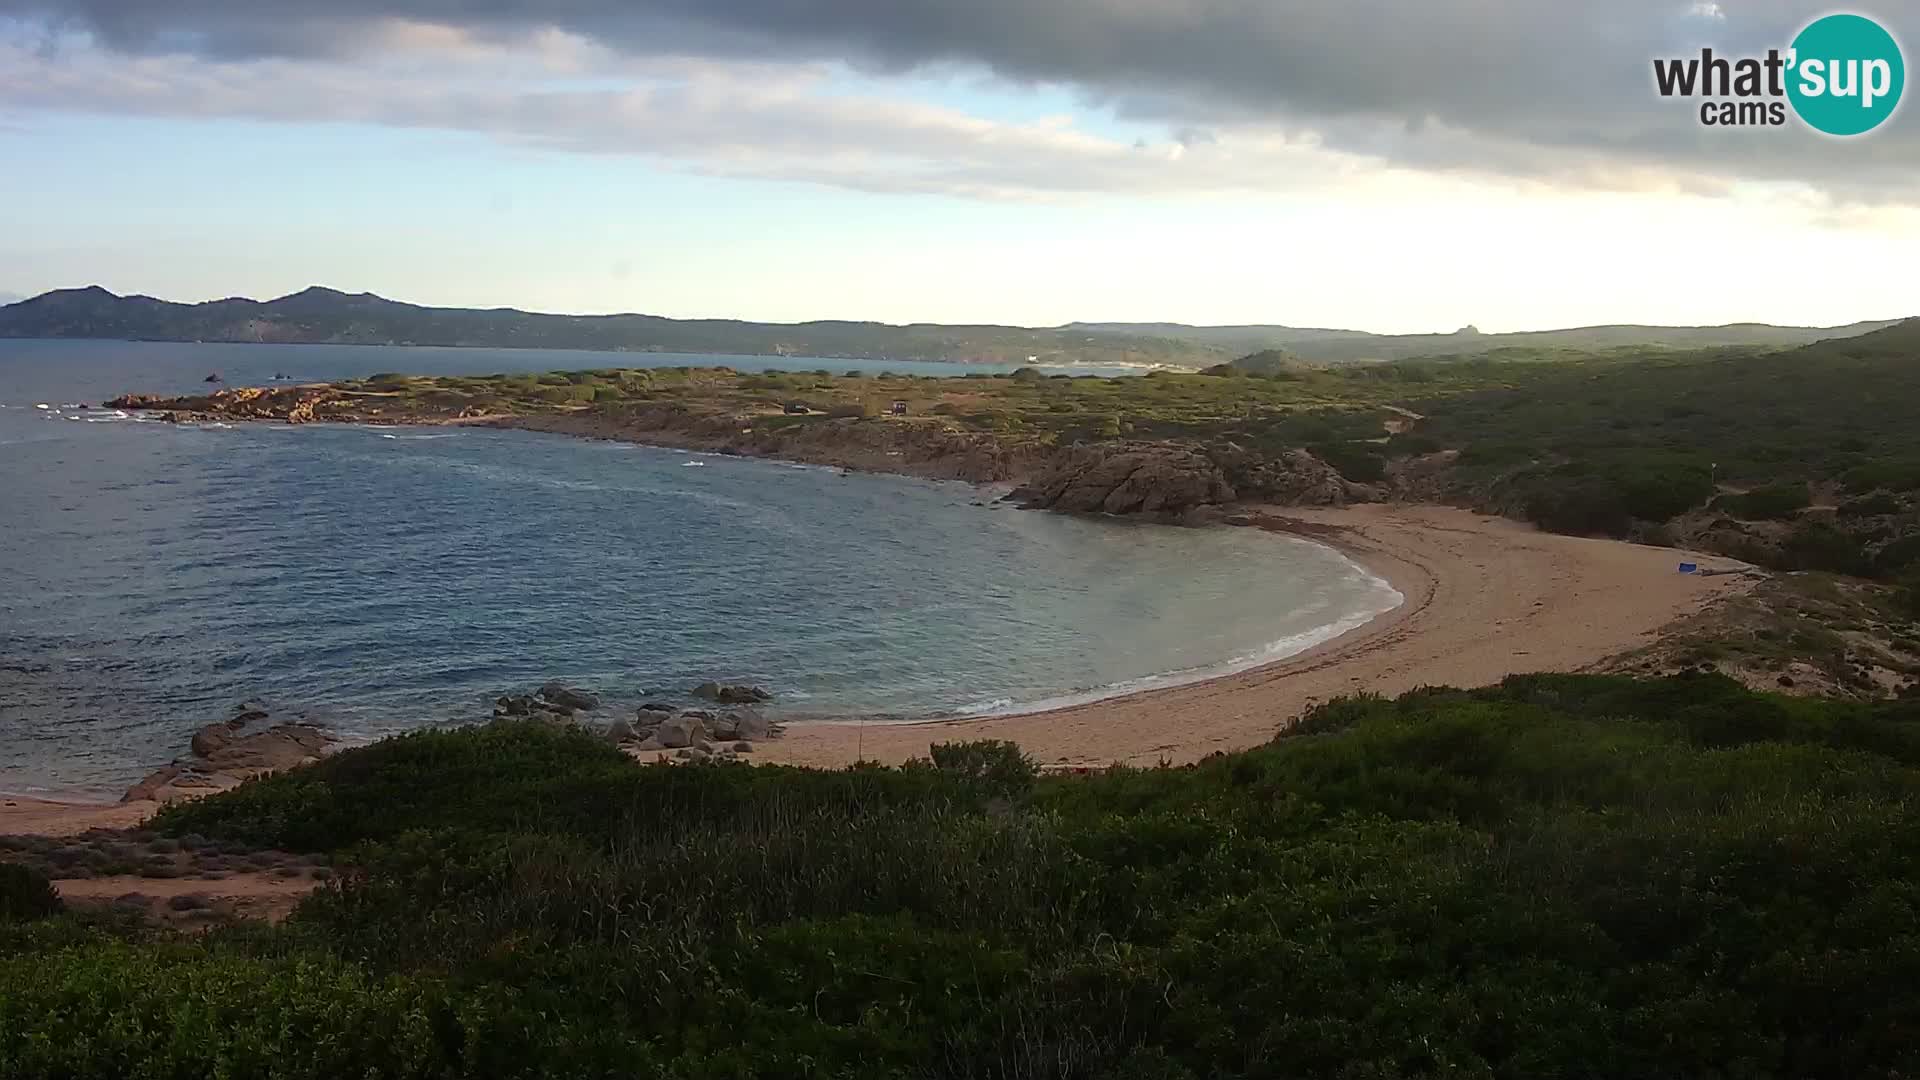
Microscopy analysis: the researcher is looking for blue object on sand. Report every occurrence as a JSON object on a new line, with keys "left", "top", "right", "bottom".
{"left": 1677, "top": 562, "right": 1698, "bottom": 574}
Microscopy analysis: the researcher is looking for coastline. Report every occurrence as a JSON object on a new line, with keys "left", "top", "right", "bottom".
{"left": 1, "top": 503, "right": 1748, "bottom": 833}
{"left": 7, "top": 402, "right": 1755, "bottom": 822}
{"left": 751, "top": 503, "right": 1754, "bottom": 770}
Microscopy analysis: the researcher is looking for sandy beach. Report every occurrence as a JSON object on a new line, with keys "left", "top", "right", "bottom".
{"left": 755, "top": 503, "right": 1752, "bottom": 769}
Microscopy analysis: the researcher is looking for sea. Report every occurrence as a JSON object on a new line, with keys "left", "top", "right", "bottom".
{"left": 0, "top": 339, "right": 1402, "bottom": 798}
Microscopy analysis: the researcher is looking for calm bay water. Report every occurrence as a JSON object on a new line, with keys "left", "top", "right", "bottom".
{"left": 0, "top": 339, "right": 1399, "bottom": 797}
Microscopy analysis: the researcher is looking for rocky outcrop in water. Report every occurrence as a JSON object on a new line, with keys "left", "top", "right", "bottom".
{"left": 122, "top": 702, "right": 332, "bottom": 803}
{"left": 538, "top": 681, "right": 601, "bottom": 711}
{"left": 691, "top": 681, "right": 772, "bottom": 705}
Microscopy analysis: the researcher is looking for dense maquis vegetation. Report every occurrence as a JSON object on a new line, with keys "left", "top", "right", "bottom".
{"left": 1402, "top": 320, "right": 1920, "bottom": 584}
{"left": 6, "top": 674, "right": 1920, "bottom": 1077}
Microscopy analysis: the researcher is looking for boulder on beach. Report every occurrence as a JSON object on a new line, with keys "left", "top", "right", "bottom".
{"left": 654, "top": 715, "right": 705, "bottom": 749}
{"left": 123, "top": 707, "right": 332, "bottom": 804}
{"left": 709, "top": 710, "right": 771, "bottom": 742}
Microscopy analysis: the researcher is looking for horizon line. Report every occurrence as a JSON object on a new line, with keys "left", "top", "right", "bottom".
{"left": 2, "top": 283, "right": 1908, "bottom": 340}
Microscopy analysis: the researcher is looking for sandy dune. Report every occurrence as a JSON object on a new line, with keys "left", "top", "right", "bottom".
{"left": 756, "top": 504, "right": 1752, "bottom": 769}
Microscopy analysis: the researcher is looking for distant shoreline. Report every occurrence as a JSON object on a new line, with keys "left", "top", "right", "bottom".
{"left": 4, "top": 334, "right": 1183, "bottom": 372}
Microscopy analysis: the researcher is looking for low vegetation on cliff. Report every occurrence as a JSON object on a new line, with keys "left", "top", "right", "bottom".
{"left": 5, "top": 674, "right": 1920, "bottom": 1077}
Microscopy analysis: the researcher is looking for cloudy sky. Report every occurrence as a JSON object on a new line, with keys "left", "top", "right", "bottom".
{"left": 1, "top": 1, "right": 1915, "bottom": 332}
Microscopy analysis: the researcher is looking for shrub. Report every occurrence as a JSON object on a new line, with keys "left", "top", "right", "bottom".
{"left": 1309, "top": 443, "right": 1387, "bottom": 483}
{"left": 20, "top": 678, "right": 1920, "bottom": 1075}
{"left": 1898, "top": 574, "right": 1920, "bottom": 616}
{"left": 926, "top": 740, "right": 1037, "bottom": 799}
{"left": 1385, "top": 432, "right": 1442, "bottom": 457}
{"left": 1841, "top": 492, "right": 1906, "bottom": 517}
{"left": 1719, "top": 483, "right": 1812, "bottom": 520}
{"left": 1779, "top": 520, "right": 1875, "bottom": 575}
{"left": 0, "top": 864, "right": 62, "bottom": 922}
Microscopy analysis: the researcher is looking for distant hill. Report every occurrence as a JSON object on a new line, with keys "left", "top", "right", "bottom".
{"left": 0, "top": 285, "right": 1898, "bottom": 366}
{"left": 0, "top": 286, "right": 1220, "bottom": 368}
{"left": 1069, "top": 318, "right": 1903, "bottom": 363}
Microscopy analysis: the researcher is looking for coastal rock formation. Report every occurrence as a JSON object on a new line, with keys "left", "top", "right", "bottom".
{"left": 708, "top": 710, "right": 772, "bottom": 741}
{"left": 1211, "top": 446, "right": 1381, "bottom": 506}
{"left": 492, "top": 682, "right": 604, "bottom": 723}
{"left": 102, "top": 377, "right": 1383, "bottom": 521}
{"left": 1011, "top": 444, "right": 1236, "bottom": 517}
{"left": 691, "top": 682, "right": 772, "bottom": 705}
{"left": 613, "top": 704, "right": 786, "bottom": 763}
{"left": 538, "top": 681, "right": 600, "bottom": 711}
{"left": 653, "top": 715, "right": 702, "bottom": 749}
{"left": 122, "top": 703, "right": 332, "bottom": 804}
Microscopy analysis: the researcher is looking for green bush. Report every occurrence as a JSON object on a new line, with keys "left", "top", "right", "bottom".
{"left": 1310, "top": 443, "right": 1387, "bottom": 483}
{"left": 927, "top": 740, "right": 1037, "bottom": 799}
{"left": 1896, "top": 572, "right": 1920, "bottom": 616}
{"left": 0, "top": 864, "right": 62, "bottom": 922}
{"left": 16, "top": 680, "right": 1920, "bottom": 1074}
{"left": 1840, "top": 492, "right": 1906, "bottom": 517}
{"left": 1719, "top": 483, "right": 1812, "bottom": 520}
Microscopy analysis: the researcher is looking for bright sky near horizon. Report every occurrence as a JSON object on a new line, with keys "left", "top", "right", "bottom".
{"left": 2, "top": 1, "right": 1917, "bottom": 333}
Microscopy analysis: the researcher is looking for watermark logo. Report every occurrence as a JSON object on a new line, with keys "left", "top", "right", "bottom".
{"left": 1653, "top": 12, "right": 1904, "bottom": 135}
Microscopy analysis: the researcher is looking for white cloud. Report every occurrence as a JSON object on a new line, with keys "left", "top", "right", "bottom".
{"left": 5, "top": 25, "right": 1910, "bottom": 214}
{"left": 4, "top": 0, "right": 1919, "bottom": 205}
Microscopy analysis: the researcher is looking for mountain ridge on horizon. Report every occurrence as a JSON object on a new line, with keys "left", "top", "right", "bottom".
{"left": 0, "top": 284, "right": 1902, "bottom": 366}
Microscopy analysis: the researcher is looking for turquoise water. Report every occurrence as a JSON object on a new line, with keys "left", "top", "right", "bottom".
{"left": 0, "top": 340, "right": 1400, "bottom": 797}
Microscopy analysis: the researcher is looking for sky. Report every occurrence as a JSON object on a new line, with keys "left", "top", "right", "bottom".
{"left": 1, "top": 1, "right": 1917, "bottom": 333}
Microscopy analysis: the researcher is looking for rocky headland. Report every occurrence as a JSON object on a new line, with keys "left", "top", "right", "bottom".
{"left": 104, "top": 379, "right": 1382, "bottom": 524}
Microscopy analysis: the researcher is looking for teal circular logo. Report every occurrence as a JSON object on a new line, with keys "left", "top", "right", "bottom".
{"left": 1787, "top": 14, "right": 1904, "bottom": 135}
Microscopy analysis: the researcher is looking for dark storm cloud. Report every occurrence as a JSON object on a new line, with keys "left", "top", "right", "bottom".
{"left": 3, "top": 0, "right": 1917, "bottom": 199}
